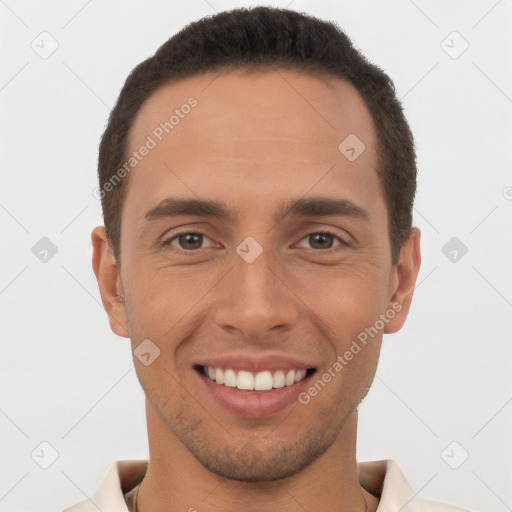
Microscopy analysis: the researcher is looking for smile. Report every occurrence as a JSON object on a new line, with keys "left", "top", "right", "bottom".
{"left": 201, "top": 366, "right": 312, "bottom": 391}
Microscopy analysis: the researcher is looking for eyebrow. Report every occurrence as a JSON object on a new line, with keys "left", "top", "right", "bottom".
{"left": 144, "top": 196, "right": 369, "bottom": 224}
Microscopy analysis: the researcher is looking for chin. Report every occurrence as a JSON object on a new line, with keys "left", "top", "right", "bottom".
{"left": 186, "top": 428, "right": 333, "bottom": 482}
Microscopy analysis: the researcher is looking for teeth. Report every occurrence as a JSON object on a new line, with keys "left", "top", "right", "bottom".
{"left": 202, "top": 367, "right": 310, "bottom": 391}
{"left": 254, "top": 371, "right": 273, "bottom": 390}
{"left": 273, "top": 370, "right": 285, "bottom": 388}
{"left": 237, "top": 370, "right": 254, "bottom": 390}
{"left": 224, "top": 369, "right": 237, "bottom": 387}
{"left": 294, "top": 369, "right": 306, "bottom": 383}
{"left": 215, "top": 368, "right": 224, "bottom": 385}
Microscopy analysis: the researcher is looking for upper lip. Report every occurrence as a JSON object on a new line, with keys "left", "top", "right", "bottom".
{"left": 196, "top": 352, "right": 317, "bottom": 373}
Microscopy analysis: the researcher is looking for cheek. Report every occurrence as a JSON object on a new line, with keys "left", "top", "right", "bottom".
{"left": 286, "top": 261, "right": 390, "bottom": 333}
{"left": 299, "top": 333, "right": 382, "bottom": 422}
{"left": 125, "top": 264, "right": 218, "bottom": 331}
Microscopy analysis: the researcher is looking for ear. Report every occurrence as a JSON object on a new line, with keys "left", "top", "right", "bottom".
{"left": 384, "top": 227, "right": 421, "bottom": 334}
{"left": 91, "top": 226, "right": 129, "bottom": 338}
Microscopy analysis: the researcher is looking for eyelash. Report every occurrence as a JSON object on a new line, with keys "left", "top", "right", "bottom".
{"left": 160, "top": 230, "right": 348, "bottom": 255}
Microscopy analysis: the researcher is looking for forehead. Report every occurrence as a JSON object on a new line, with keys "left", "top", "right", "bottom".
{"left": 129, "top": 67, "right": 376, "bottom": 155}
{"left": 124, "top": 68, "right": 381, "bottom": 222}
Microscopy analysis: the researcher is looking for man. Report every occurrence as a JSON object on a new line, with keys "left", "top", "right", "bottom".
{"left": 66, "top": 6, "right": 470, "bottom": 511}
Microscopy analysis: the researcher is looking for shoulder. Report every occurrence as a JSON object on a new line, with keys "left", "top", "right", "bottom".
{"left": 358, "top": 459, "right": 473, "bottom": 512}
{"left": 62, "top": 460, "right": 148, "bottom": 512}
{"left": 412, "top": 497, "right": 473, "bottom": 512}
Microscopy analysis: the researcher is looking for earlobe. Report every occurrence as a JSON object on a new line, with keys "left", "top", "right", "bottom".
{"left": 384, "top": 227, "right": 421, "bottom": 334}
{"left": 91, "top": 226, "right": 130, "bottom": 338}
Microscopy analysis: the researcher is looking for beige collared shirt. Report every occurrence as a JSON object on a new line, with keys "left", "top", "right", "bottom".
{"left": 62, "top": 459, "right": 471, "bottom": 511}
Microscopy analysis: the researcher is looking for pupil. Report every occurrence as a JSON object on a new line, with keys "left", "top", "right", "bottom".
{"left": 311, "top": 233, "right": 332, "bottom": 249}
{"left": 180, "top": 233, "right": 202, "bottom": 249}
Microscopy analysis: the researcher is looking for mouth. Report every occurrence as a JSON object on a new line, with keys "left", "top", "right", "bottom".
{"left": 196, "top": 365, "right": 316, "bottom": 392}
{"left": 194, "top": 364, "right": 317, "bottom": 418}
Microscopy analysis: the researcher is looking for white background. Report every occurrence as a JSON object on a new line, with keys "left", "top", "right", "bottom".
{"left": 1, "top": 1, "right": 511, "bottom": 510}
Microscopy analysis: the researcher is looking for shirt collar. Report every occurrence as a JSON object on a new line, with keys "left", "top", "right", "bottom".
{"left": 66, "top": 459, "right": 457, "bottom": 512}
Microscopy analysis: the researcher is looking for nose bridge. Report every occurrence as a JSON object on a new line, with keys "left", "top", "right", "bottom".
{"left": 212, "top": 238, "right": 299, "bottom": 338}
{"left": 235, "top": 244, "right": 279, "bottom": 303}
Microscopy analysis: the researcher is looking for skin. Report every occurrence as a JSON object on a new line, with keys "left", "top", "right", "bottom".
{"left": 92, "top": 68, "right": 421, "bottom": 512}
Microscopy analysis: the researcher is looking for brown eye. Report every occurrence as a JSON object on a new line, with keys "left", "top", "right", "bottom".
{"left": 176, "top": 233, "right": 203, "bottom": 250}
{"left": 296, "top": 231, "right": 345, "bottom": 251}
{"left": 308, "top": 233, "right": 335, "bottom": 249}
{"left": 163, "top": 232, "right": 217, "bottom": 252}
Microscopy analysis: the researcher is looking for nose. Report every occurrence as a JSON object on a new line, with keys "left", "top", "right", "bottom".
{"left": 211, "top": 244, "right": 299, "bottom": 341}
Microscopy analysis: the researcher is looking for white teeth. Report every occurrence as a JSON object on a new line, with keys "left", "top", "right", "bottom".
{"left": 215, "top": 368, "right": 224, "bottom": 385}
{"left": 237, "top": 370, "right": 254, "bottom": 390}
{"left": 203, "top": 366, "right": 310, "bottom": 391}
{"left": 254, "top": 371, "right": 273, "bottom": 391}
{"left": 224, "top": 369, "right": 237, "bottom": 387}
{"left": 285, "top": 370, "right": 296, "bottom": 386}
{"left": 294, "top": 369, "right": 307, "bottom": 383}
{"left": 273, "top": 370, "right": 285, "bottom": 388}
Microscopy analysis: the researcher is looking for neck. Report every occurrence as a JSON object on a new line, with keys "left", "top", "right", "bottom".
{"left": 136, "top": 400, "right": 378, "bottom": 512}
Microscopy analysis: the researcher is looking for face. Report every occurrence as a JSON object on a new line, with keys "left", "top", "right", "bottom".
{"left": 93, "top": 68, "right": 420, "bottom": 482}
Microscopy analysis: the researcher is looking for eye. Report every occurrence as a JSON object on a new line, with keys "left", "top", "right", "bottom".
{"left": 161, "top": 230, "right": 348, "bottom": 254}
{"left": 162, "top": 232, "right": 217, "bottom": 253}
{"left": 296, "top": 231, "right": 346, "bottom": 250}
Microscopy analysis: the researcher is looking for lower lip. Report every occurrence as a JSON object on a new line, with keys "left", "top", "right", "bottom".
{"left": 197, "top": 370, "right": 314, "bottom": 418}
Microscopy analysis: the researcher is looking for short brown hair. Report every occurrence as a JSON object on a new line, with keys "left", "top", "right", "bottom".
{"left": 98, "top": 6, "right": 416, "bottom": 266}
